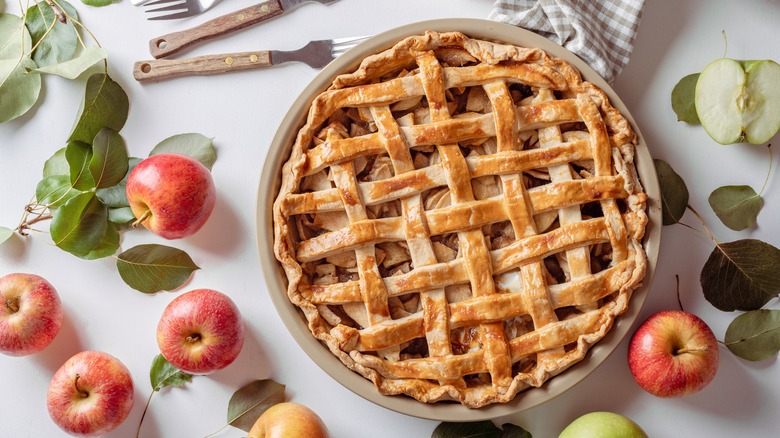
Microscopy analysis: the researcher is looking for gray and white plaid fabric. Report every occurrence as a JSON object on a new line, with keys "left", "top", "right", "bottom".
{"left": 489, "top": 0, "right": 645, "bottom": 83}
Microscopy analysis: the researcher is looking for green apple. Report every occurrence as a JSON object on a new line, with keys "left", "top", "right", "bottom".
{"left": 559, "top": 411, "right": 647, "bottom": 438}
{"left": 695, "top": 58, "right": 780, "bottom": 144}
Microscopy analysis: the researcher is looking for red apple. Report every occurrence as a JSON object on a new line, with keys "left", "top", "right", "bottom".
{"left": 126, "top": 153, "right": 216, "bottom": 239}
{"left": 0, "top": 273, "right": 62, "bottom": 356}
{"left": 248, "top": 402, "right": 329, "bottom": 438}
{"left": 628, "top": 310, "right": 719, "bottom": 397}
{"left": 47, "top": 351, "right": 135, "bottom": 436}
{"left": 157, "top": 288, "right": 244, "bottom": 374}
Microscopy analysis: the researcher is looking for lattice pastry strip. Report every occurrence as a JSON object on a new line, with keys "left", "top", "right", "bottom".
{"left": 370, "top": 104, "right": 464, "bottom": 388}
{"left": 482, "top": 80, "right": 567, "bottom": 379}
{"left": 273, "top": 31, "right": 649, "bottom": 407}
{"left": 417, "top": 52, "right": 513, "bottom": 391}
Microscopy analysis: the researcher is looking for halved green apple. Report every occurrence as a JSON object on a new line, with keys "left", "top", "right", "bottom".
{"left": 695, "top": 58, "right": 780, "bottom": 144}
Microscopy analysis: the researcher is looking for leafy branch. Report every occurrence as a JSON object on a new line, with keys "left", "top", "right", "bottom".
{"left": 2, "top": 5, "right": 216, "bottom": 292}
{"left": 0, "top": 0, "right": 114, "bottom": 124}
{"left": 6, "top": 122, "right": 214, "bottom": 292}
{"left": 137, "top": 355, "right": 194, "bottom": 438}
{"left": 136, "top": 358, "right": 287, "bottom": 438}
{"left": 655, "top": 157, "right": 780, "bottom": 361}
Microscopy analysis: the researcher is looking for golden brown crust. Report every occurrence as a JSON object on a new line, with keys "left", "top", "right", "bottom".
{"left": 273, "top": 31, "right": 647, "bottom": 408}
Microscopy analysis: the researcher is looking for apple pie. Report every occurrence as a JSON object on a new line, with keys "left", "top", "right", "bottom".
{"left": 273, "top": 31, "right": 648, "bottom": 408}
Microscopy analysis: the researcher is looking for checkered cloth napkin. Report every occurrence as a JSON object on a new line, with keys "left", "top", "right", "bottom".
{"left": 489, "top": 0, "right": 645, "bottom": 83}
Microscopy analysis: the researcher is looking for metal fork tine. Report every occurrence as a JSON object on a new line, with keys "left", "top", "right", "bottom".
{"left": 332, "top": 35, "right": 371, "bottom": 47}
{"left": 331, "top": 37, "right": 369, "bottom": 58}
{"left": 145, "top": 2, "right": 190, "bottom": 13}
{"left": 147, "top": 9, "right": 198, "bottom": 20}
{"left": 143, "top": 0, "right": 185, "bottom": 7}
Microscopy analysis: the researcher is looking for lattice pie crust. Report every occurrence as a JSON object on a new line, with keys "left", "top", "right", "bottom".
{"left": 273, "top": 31, "right": 648, "bottom": 408}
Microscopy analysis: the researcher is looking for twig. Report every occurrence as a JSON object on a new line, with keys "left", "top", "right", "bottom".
{"left": 686, "top": 204, "right": 718, "bottom": 245}
{"left": 44, "top": 0, "right": 67, "bottom": 23}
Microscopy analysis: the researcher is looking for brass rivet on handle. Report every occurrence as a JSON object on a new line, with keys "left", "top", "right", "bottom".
{"left": 260, "top": 4, "right": 269, "bottom": 12}
{"left": 225, "top": 57, "right": 234, "bottom": 65}
{"left": 237, "top": 13, "right": 245, "bottom": 21}
{"left": 250, "top": 55, "right": 258, "bottom": 63}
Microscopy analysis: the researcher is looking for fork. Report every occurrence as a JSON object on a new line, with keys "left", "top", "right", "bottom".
{"left": 133, "top": 36, "right": 370, "bottom": 82}
{"left": 144, "top": 0, "right": 219, "bottom": 20}
{"left": 147, "top": 0, "right": 339, "bottom": 58}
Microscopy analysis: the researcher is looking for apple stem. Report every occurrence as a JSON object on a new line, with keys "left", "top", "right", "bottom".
{"left": 758, "top": 144, "right": 772, "bottom": 197}
{"left": 186, "top": 333, "right": 202, "bottom": 343}
{"left": 73, "top": 374, "right": 89, "bottom": 398}
{"left": 4, "top": 298, "right": 19, "bottom": 313}
{"left": 674, "top": 275, "right": 685, "bottom": 313}
{"left": 132, "top": 209, "right": 152, "bottom": 228}
{"left": 202, "top": 424, "right": 230, "bottom": 438}
{"left": 136, "top": 391, "right": 155, "bottom": 438}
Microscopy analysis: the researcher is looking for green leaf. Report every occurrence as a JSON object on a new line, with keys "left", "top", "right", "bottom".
{"left": 68, "top": 73, "right": 129, "bottom": 144}
{"left": 43, "top": 147, "right": 69, "bottom": 177}
{"left": 116, "top": 244, "right": 199, "bottom": 293}
{"left": 150, "top": 354, "right": 192, "bottom": 391}
{"left": 708, "top": 185, "right": 763, "bottom": 231}
{"left": 24, "top": 0, "right": 79, "bottom": 67}
{"left": 0, "top": 14, "right": 41, "bottom": 123}
{"left": 499, "top": 424, "right": 532, "bottom": 438}
{"left": 96, "top": 157, "right": 140, "bottom": 207}
{"left": 0, "top": 15, "right": 41, "bottom": 123}
{"left": 654, "top": 159, "right": 689, "bottom": 225}
{"left": 65, "top": 140, "right": 95, "bottom": 190}
{"left": 227, "top": 380, "right": 286, "bottom": 432}
{"left": 108, "top": 206, "right": 135, "bottom": 224}
{"left": 701, "top": 239, "right": 780, "bottom": 311}
{"left": 149, "top": 133, "right": 216, "bottom": 171}
{"left": 671, "top": 73, "right": 700, "bottom": 124}
{"left": 80, "top": 0, "right": 117, "bottom": 6}
{"left": 31, "top": 46, "right": 106, "bottom": 79}
{"left": 0, "top": 57, "right": 41, "bottom": 122}
{"left": 81, "top": 221, "right": 119, "bottom": 259}
{"left": 725, "top": 310, "right": 780, "bottom": 361}
{"left": 0, "top": 13, "right": 32, "bottom": 58}
{"left": 35, "top": 175, "right": 80, "bottom": 207}
{"left": 89, "top": 128, "right": 128, "bottom": 188}
{"left": 0, "top": 226, "right": 13, "bottom": 245}
{"left": 432, "top": 421, "right": 502, "bottom": 438}
{"left": 50, "top": 192, "right": 108, "bottom": 257}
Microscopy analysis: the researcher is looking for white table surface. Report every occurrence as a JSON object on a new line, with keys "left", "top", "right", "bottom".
{"left": 2, "top": 0, "right": 779, "bottom": 436}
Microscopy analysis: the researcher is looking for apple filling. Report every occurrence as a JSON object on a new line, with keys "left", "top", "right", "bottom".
{"left": 293, "top": 105, "right": 625, "bottom": 387}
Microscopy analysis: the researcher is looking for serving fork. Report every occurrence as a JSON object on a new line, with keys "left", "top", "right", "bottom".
{"left": 143, "top": 0, "right": 220, "bottom": 20}
{"left": 146, "top": 0, "right": 339, "bottom": 58}
{"left": 133, "top": 35, "right": 369, "bottom": 82}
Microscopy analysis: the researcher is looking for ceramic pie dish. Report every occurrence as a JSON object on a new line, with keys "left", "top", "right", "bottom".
{"left": 256, "top": 18, "right": 661, "bottom": 421}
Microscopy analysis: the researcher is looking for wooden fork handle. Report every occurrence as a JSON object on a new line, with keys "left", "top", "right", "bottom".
{"left": 148, "top": 0, "right": 284, "bottom": 59}
{"left": 133, "top": 51, "right": 273, "bottom": 81}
